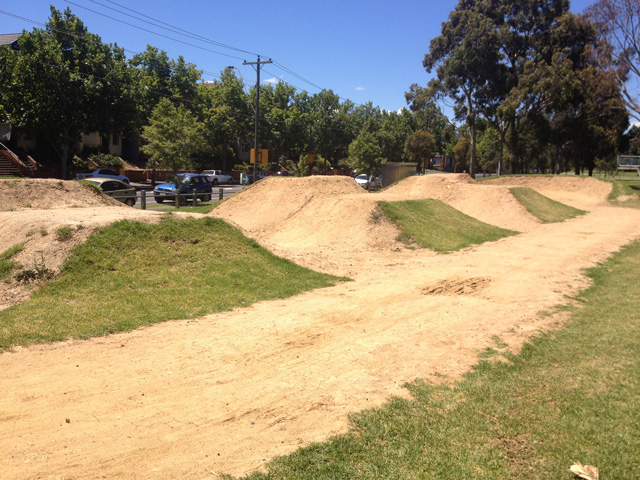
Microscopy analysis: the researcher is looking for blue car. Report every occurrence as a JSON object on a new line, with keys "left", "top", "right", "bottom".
{"left": 153, "top": 173, "right": 212, "bottom": 203}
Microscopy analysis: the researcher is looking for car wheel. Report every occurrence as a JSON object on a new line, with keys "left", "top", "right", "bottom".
{"left": 125, "top": 198, "right": 135, "bottom": 207}
{"left": 156, "top": 198, "right": 164, "bottom": 204}
{"left": 213, "top": 179, "right": 218, "bottom": 185}
{"left": 204, "top": 194, "right": 211, "bottom": 202}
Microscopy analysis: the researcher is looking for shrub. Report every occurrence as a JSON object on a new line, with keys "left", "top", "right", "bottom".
{"left": 92, "top": 153, "right": 123, "bottom": 169}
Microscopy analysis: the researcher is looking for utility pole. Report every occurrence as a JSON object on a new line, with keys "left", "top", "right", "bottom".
{"left": 243, "top": 56, "right": 272, "bottom": 183}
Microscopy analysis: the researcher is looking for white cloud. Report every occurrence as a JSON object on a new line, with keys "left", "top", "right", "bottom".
{"left": 356, "top": 86, "right": 365, "bottom": 91}
{"left": 265, "top": 77, "right": 279, "bottom": 84}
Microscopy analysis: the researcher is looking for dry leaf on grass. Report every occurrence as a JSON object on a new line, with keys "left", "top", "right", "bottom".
{"left": 569, "top": 462, "right": 599, "bottom": 480}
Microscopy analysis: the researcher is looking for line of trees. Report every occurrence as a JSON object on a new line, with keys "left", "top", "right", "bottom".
{"left": 416, "top": 0, "right": 637, "bottom": 177}
{"left": 0, "top": 6, "right": 448, "bottom": 179}
{"left": 1, "top": 2, "right": 637, "bottom": 179}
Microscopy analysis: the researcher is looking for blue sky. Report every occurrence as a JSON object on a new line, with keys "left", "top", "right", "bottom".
{"left": 2, "top": 0, "right": 596, "bottom": 113}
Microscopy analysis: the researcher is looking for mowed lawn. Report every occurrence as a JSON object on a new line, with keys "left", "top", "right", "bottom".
{"left": 378, "top": 198, "right": 519, "bottom": 252}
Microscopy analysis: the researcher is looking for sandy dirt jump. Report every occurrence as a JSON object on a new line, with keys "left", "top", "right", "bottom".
{"left": 1, "top": 174, "right": 639, "bottom": 479}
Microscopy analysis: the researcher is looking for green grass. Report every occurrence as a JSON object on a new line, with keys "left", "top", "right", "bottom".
{"left": 141, "top": 202, "right": 219, "bottom": 214}
{"left": 606, "top": 176, "right": 640, "bottom": 208}
{"left": 509, "top": 187, "right": 586, "bottom": 222}
{"left": 379, "top": 199, "right": 519, "bottom": 252}
{"left": 0, "top": 217, "right": 345, "bottom": 349}
{"left": 0, "top": 243, "right": 23, "bottom": 280}
{"left": 235, "top": 240, "right": 640, "bottom": 480}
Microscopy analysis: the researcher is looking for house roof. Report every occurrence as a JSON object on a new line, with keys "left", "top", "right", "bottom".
{"left": 0, "top": 33, "right": 22, "bottom": 48}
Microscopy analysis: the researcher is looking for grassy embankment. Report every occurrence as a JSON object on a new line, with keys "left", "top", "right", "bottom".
{"left": 0, "top": 216, "right": 345, "bottom": 350}
{"left": 231, "top": 190, "right": 640, "bottom": 480}
{"left": 509, "top": 187, "right": 585, "bottom": 222}
{"left": 378, "top": 198, "right": 519, "bottom": 252}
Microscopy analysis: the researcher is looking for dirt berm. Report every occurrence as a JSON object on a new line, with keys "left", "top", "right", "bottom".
{"left": 0, "top": 174, "right": 638, "bottom": 479}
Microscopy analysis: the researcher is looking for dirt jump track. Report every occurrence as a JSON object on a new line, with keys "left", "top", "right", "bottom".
{"left": 1, "top": 174, "right": 639, "bottom": 479}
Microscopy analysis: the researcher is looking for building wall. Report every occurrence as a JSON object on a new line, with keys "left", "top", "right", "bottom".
{"left": 81, "top": 132, "right": 122, "bottom": 156}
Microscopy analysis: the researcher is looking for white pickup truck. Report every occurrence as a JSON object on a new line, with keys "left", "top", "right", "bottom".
{"left": 201, "top": 170, "right": 234, "bottom": 185}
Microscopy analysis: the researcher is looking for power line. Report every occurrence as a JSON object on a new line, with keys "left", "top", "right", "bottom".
{"left": 68, "top": 0, "right": 359, "bottom": 104}
{"left": 3, "top": 5, "right": 362, "bottom": 111}
{"left": 64, "top": 0, "right": 246, "bottom": 61}
{"left": 87, "top": 0, "right": 259, "bottom": 57}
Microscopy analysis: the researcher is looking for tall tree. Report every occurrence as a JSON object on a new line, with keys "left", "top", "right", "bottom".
{"left": 587, "top": 0, "right": 640, "bottom": 122}
{"left": 0, "top": 6, "right": 135, "bottom": 178}
{"left": 424, "top": 1, "right": 503, "bottom": 177}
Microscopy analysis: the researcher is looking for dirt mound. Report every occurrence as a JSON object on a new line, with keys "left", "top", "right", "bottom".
{"left": 382, "top": 174, "right": 540, "bottom": 231}
{"left": 385, "top": 173, "right": 476, "bottom": 196}
{"left": 0, "top": 180, "right": 165, "bottom": 310}
{"left": 481, "top": 176, "right": 612, "bottom": 208}
{"left": 2, "top": 172, "right": 640, "bottom": 479}
{"left": 212, "top": 176, "right": 405, "bottom": 274}
{"left": 212, "top": 174, "right": 547, "bottom": 273}
{"left": 0, "top": 178, "right": 121, "bottom": 211}
{"left": 214, "top": 175, "right": 365, "bottom": 230}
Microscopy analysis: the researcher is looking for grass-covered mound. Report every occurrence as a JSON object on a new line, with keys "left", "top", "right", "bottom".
{"left": 510, "top": 187, "right": 586, "bottom": 222}
{"left": 0, "top": 217, "right": 345, "bottom": 349}
{"left": 379, "top": 199, "right": 519, "bottom": 252}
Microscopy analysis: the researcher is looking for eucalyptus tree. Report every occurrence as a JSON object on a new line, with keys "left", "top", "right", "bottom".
{"left": 0, "top": 6, "right": 136, "bottom": 178}
{"left": 587, "top": 0, "right": 640, "bottom": 122}
{"left": 423, "top": 0, "right": 503, "bottom": 177}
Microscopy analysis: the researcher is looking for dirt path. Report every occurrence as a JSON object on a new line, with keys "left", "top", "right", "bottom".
{"left": 1, "top": 175, "right": 639, "bottom": 479}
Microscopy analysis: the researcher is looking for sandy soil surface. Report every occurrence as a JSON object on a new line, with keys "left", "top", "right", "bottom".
{"left": 1, "top": 174, "right": 639, "bottom": 479}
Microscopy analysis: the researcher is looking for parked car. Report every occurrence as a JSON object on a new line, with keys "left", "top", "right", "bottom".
{"left": 246, "top": 171, "right": 269, "bottom": 182}
{"left": 201, "top": 169, "right": 233, "bottom": 185}
{"left": 274, "top": 171, "right": 290, "bottom": 176}
{"left": 84, "top": 178, "right": 136, "bottom": 206}
{"left": 76, "top": 168, "right": 130, "bottom": 184}
{"left": 153, "top": 173, "right": 212, "bottom": 203}
{"left": 354, "top": 174, "right": 382, "bottom": 190}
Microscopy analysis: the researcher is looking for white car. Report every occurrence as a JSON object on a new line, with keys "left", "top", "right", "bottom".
{"left": 76, "top": 168, "right": 130, "bottom": 184}
{"left": 354, "top": 174, "right": 382, "bottom": 190}
{"left": 201, "top": 170, "right": 233, "bottom": 185}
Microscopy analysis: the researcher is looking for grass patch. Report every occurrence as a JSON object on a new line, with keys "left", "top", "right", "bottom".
{"left": 0, "top": 217, "right": 345, "bottom": 349}
{"left": 55, "top": 225, "right": 74, "bottom": 241}
{"left": 606, "top": 176, "right": 640, "bottom": 208}
{"left": 170, "top": 202, "right": 219, "bottom": 214}
{"left": 141, "top": 202, "right": 219, "bottom": 214}
{"left": 379, "top": 199, "right": 518, "bottom": 252}
{"left": 509, "top": 187, "right": 586, "bottom": 222}
{"left": 0, "top": 243, "right": 23, "bottom": 280}
{"left": 236, "top": 240, "right": 640, "bottom": 480}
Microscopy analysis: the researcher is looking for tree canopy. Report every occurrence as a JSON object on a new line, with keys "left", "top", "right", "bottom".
{"left": 421, "top": 0, "right": 629, "bottom": 176}
{"left": 0, "top": 3, "right": 634, "bottom": 180}
{"left": 0, "top": 6, "right": 135, "bottom": 178}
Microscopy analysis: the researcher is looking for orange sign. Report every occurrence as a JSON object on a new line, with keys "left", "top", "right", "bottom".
{"left": 250, "top": 149, "right": 269, "bottom": 164}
